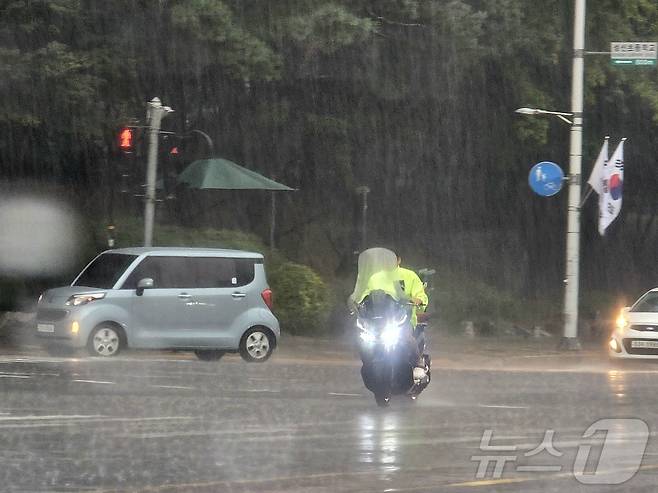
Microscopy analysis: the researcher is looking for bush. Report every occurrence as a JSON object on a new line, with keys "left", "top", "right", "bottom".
{"left": 268, "top": 261, "right": 331, "bottom": 335}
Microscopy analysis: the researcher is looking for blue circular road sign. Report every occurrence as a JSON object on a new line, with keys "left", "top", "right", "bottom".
{"left": 528, "top": 161, "right": 564, "bottom": 197}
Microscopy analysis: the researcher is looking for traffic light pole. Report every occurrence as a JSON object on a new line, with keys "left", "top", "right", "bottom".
{"left": 144, "top": 97, "right": 173, "bottom": 247}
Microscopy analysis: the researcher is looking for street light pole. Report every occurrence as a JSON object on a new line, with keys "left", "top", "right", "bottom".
{"left": 561, "top": 0, "right": 586, "bottom": 350}
{"left": 515, "top": 0, "right": 586, "bottom": 349}
{"left": 144, "top": 97, "right": 173, "bottom": 247}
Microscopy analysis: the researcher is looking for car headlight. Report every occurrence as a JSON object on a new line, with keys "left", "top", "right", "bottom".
{"left": 381, "top": 323, "right": 402, "bottom": 349}
{"left": 616, "top": 312, "right": 629, "bottom": 331}
{"left": 65, "top": 292, "right": 106, "bottom": 306}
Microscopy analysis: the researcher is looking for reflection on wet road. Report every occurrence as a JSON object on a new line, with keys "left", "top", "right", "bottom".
{"left": 2, "top": 352, "right": 658, "bottom": 492}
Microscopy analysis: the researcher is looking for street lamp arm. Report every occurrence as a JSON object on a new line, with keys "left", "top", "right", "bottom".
{"left": 555, "top": 114, "right": 574, "bottom": 125}
{"left": 514, "top": 107, "right": 573, "bottom": 125}
{"left": 187, "top": 129, "right": 215, "bottom": 156}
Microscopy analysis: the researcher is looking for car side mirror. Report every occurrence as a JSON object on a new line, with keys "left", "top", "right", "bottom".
{"left": 622, "top": 306, "right": 631, "bottom": 314}
{"left": 136, "top": 278, "right": 154, "bottom": 296}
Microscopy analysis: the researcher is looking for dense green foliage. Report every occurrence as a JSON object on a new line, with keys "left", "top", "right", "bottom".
{"left": 268, "top": 261, "right": 331, "bottom": 335}
{"left": 2, "top": 1, "right": 658, "bottom": 326}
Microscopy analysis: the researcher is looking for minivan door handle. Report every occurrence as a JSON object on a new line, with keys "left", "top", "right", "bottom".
{"left": 231, "top": 292, "right": 246, "bottom": 299}
{"left": 178, "top": 293, "right": 192, "bottom": 299}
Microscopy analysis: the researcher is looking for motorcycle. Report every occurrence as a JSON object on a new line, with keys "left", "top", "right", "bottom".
{"left": 356, "top": 292, "right": 431, "bottom": 407}
{"left": 350, "top": 248, "right": 432, "bottom": 407}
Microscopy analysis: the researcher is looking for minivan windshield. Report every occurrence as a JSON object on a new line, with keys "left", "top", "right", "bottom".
{"left": 631, "top": 291, "right": 658, "bottom": 313}
{"left": 72, "top": 253, "right": 137, "bottom": 289}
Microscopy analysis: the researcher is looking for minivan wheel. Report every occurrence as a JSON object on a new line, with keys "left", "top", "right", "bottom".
{"left": 239, "top": 328, "right": 274, "bottom": 363}
{"left": 88, "top": 325, "right": 123, "bottom": 357}
{"left": 194, "top": 350, "right": 225, "bottom": 361}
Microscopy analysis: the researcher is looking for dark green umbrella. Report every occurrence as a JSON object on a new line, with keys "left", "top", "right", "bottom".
{"left": 178, "top": 158, "right": 294, "bottom": 191}
{"left": 177, "top": 158, "right": 295, "bottom": 247}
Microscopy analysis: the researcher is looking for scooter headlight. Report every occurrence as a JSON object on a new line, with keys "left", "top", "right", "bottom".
{"left": 357, "top": 319, "right": 376, "bottom": 345}
{"left": 360, "top": 329, "right": 376, "bottom": 345}
{"left": 382, "top": 323, "right": 402, "bottom": 349}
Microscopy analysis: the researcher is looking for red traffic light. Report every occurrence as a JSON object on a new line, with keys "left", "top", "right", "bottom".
{"left": 118, "top": 127, "right": 134, "bottom": 152}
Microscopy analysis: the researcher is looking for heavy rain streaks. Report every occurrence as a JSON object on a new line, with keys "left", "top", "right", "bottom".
{"left": 2, "top": 1, "right": 658, "bottom": 492}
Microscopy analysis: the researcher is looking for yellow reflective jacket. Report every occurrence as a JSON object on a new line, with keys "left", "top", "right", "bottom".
{"left": 356, "top": 269, "right": 402, "bottom": 304}
{"left": 396, "top": 267, "right": 428, "bottom": 327}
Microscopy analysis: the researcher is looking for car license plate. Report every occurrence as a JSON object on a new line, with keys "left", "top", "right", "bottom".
{"left": 631, "top": 340, "right": 658, "bottom": 349}
{"left": 37, "top": 323, "right": 55, "bottom": 333}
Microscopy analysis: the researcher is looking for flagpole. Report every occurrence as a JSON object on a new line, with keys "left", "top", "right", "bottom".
{"left": 579, "top": 187, "right": 594, "bottom": 208}
{"left": 559, "top": 0, "right": 586, "bottom": 350}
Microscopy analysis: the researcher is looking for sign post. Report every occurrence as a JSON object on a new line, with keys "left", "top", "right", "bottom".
{"left": 528, "top": 161, "right": 565, "bottom": 197}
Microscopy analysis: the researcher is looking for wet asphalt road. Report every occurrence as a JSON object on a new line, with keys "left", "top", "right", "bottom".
{"left": 2, "top": 349, "right": 658, "bottom": 493}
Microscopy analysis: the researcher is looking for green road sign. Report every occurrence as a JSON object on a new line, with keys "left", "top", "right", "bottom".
{"left": 612, "top": 59, "right": 656, "bottom": 66}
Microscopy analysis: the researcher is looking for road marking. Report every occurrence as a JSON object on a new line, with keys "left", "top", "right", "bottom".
{"left": 0, "top": 371, "right": 60, "bottom": 376}
{"left": 0, "top": 415, "right": 195, "bottom": 429}
{"left": 152, "top": 385, "right": 196, "bottom": 390}
{"left": 477, "top": 404, "right": 529, "bottom": 409}
{"left": 49, "top": 449, "right": 658, "bottom": 493}
{"left": 328, "top": 392, "right": 362, "bottom": 397}
{"left": 92, "top": 470, "right": 381, "bottom": 492}
{"left": 0, "top": 374, "right": 30, "bottom": 379}
{"left": 244, "top": 389, "right": 280, "bottom": 393}
{"left": 0, "top": 414, "right": 104, "bottom": 421}
{"left": 445, "top": 462, "right": 658, "bottom": 488}
{"left": 73, "top": 379, "right": 115, "bottom": 385}
{"left": 0, "top": 370, "right": 59, "bottom": 377}
{"left": 0, "top": 356, "right": 82, "bottom": 364}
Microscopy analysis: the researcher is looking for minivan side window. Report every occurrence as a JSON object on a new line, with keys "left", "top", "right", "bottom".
{"left": 122, "top": 256, "right": 195, "bottom": 289}
{"left": 122, "top": 256, "right": 256, "bottom": 289}
{"left": 190, "top": 257, "right": 255, "bottom": 288}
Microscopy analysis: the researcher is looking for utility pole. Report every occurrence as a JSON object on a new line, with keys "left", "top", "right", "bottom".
{"left": 143, "top": 97, "right": 173, "bottom": 247}
{"left": 560, "top": 0, "right": 586, "bottom": 350}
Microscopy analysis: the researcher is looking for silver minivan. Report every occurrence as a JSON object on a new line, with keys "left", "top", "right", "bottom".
{"left": 35, "top": 247, "right": 280, "bottom": 361}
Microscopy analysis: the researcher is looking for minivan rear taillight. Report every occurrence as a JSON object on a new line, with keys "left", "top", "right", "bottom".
{"left": 261, "top": 288, "right": 273, "bottom": 310}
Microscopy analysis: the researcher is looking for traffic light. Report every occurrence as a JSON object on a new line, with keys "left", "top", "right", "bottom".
{"left": 118, "top": 127, "right": 134, "bottom": 153}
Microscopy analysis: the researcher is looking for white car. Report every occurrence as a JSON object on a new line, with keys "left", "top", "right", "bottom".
{"left": 609, "top": 288, "right": 658, "bottom": 359}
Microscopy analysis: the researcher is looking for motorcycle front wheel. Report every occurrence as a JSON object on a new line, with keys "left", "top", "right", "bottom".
{"left": 375, "top": 393, "right": 391, "bottom": 407}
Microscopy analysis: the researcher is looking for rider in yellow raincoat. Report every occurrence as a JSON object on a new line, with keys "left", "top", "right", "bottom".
{"left": 395, "top": 255, "right": 428, "bottom": 328}
{"left": 349, "top": 248, "right": 428, "bottom": 375}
